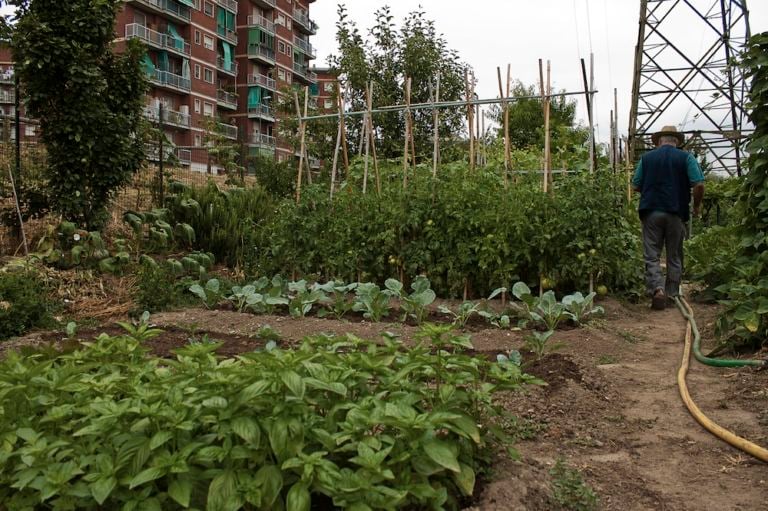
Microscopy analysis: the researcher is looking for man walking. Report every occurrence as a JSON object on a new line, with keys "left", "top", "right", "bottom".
{"left": 632, "top": 125, "right": 705, "bottom": 310}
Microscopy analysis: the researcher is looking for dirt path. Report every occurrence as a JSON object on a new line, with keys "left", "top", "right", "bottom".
{"left": 7, "top": 299, "right": 767, "bottom": 510}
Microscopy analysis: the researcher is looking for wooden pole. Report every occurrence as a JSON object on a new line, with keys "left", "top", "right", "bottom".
{"left": 330, "top": 84, "right": 343, "bottom": 200}
{"left": 465, "top": 69, "right": 475, "bottom": 172}
{"left": 408, "top": 80, "right": 416, "bottom": 167}
{"left": 614, "top": 87, "right": 619, "bottom": 169}
{"left": 403, "top": 77, "right": 412, "bottom": 189}
{"left": 366, "top": 81, "right": 381, "bottom": 195}
{"left": 294, "top": 91, "right": 306, "bottom": 204}
{"left": 580, "top": 58, "right": 595, "bottom": 174}
{"left": 497, "top": 66, "right": 509, "bottom": 187}
{"left": 432, "top": 74, "right": 441, "bottom": 179}
{"left": 4, "top": 117, "right": 27, "bottom": 255}
{"left": 546, "top": 60, "right": 552, "bottom": 189}
{"left": 303, "top": 87, "right": 312, "bottom": 185}
{"left": 338, "top": 83, "right": 350, "bottom": 174}
{"left": 363, "top": 84, "right": 370, "bottom": 195}
{"left": 589, "top": 53, "right": 596, "bottom": 173}
{"left": 610, "top": 109, "right": 615, "bottom": 171}
{"left": 539, "top": 59, "right": 552, "bottom": 193}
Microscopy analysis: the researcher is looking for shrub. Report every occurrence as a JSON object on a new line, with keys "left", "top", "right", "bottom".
{"left": 0, "top": 269, "right": 52, "bottom": 339}
{"left": 0, "top": 324, "right": 540, "bottom": 509}
{"left": 134, "top": 259, "right": 196, "bottom": 313}
{"left": 549, "top": 459, "right": 599, "bottom": 511}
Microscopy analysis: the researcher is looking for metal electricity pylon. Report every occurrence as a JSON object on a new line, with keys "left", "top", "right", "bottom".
{"left": 628, "top": 0, "right": 752, "bottom": 176}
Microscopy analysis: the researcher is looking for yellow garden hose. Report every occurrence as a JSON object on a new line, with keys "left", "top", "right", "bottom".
{"left": 674, "top": 296, "right": 768, "bottom": 463}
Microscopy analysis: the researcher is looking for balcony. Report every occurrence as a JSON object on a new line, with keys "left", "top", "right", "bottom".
{"left": 0, "top": 71, "right": 13, "bottom": 84}
{"left": 248, "top": 44, "right": 275, "bottom": 65}
{"left": 292, "top": 63, "right": 317, "bottom": 84}
{"left": 128, "top": 0, "right": 191, "bottom": 24}
{"left": 248, "top": 104, "right": 275, "bottom": 121}
{"left": 216, "top": 56, "right": 238, "bottom": 76}
{"left": 214, "top": 0, "right": 237, "bottom": 13}
{"left": 252, "top": 0, "right": 275, "bottom": 9}
{"left": 126, "top": 24, "right": 190, "bottom": 57}
{"left": 217, "top": 89, "right": 237, "bottom": 109}
{"left": 149, "top": 69, "right": 191, "bottom": 93}
{"left": 247, "top": 15, "right": 275, "bottom": 34}
{"left": 293, "top": 36, "right": 316, "bottom": 59}
{"left": 247, "top": 73, "right": 276, "bottom": 91}
{"left": 292, "top": 9, "right": 317, "bottom": 35}
{"left": 146, "top": 145, "right": 191, "bottom": 165}
{"left": 218, "top": 122, "right": 238, "bottom": 140}
{"left": 250, "top": 133, "right": 276, "bottom": 148}
{"left": 143, "top": 105, "right": 190, "bottom": 128}
{"left": 0, "top": 90, "right": 15, "bottom": 104}
{"left": 217, "top": 25, "right": 237, "bottom": 45}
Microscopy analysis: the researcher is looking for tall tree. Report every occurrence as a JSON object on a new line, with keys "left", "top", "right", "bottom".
{"left": 331, "top": 5, "right": 469, "bottom": 159}
{"left": 10, "top": 0, "right": 147, "bottom": 229}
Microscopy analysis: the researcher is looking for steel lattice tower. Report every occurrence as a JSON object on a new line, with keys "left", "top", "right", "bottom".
{"left": 628, "top": 0, "right": 752, "bottom": 175}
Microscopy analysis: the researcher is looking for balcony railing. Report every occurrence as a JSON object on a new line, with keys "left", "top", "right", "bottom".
{"left": 216, "top": 57, "right": 238, "bottom": 76}
{"left": 143, "top": 105, "right": 190, "bottom": 128}
{"left": 216, "top": 25, "right": 238, "bottom": 45}
{"left": 214, "top": 0, "right": 237, "bottom": 13}
{"left": 129, "top": 0, "right": 191, "bottom": 23}
{"left": 0, "top": 71, "right": 14, "bottom": 84}
{"left": 247, "top": 15, "right": 275, "bottom": 34}
{"left": 252, "top": 0, "right": 276, "bottom": 9}
{"left": 0, "top": 90, "right": 15, "bottom": 104}
{"left": 250, "top": 133, "right": 276, "bottom": 147}
{"left": 146, "top": 145, "right": 191, "bottom": 164}
{"left": 126, "top": 23, "right": 190, "bottom": 57}
{"left": 248, "top": 104, "right": 275, "bottom": 120}
{"left": 292, "top": 9, "right": 318, "bottom": 34}
{"left": 247, "top": 73, "right": 276, "bottom": 90}
{"left": 177, "top": 148, "right": 191, "bottom": 164}
{"left": 293, "top": 36, "right": 316, "bottom": 59}
{"left": 247, "top": 44, "right": 275, "bottom": 64}
{"left": 292, "top": 63, "right": 317, "bottom": 83}
{"left": 217, "top": 89, "right": 237, "bottom": 108}
{"left": 149, "top": 69, "right": 191, "bottom": 92}
{"left": 218, "top": 123, "right": 238, "bottom": 140}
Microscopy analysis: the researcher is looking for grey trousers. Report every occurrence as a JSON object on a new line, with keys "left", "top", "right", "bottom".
{"left": 642, "top": 211, "right": 685, "bottom": 297}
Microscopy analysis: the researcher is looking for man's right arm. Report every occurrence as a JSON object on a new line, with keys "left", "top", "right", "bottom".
{"left": 686, "top": 154, "right": 705, "bottom": 216}
{"left": 632, "top": 160, "right": 643, "bottom": 192}
{"left": 692, "top": 183, "right": 704, "bottom": 217}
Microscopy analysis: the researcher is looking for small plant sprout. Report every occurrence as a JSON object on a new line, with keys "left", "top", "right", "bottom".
{"left": 524, "top": 330, "right": 564, "bottom": 360}
{"left": 189, "top": 278, "right": 223, "bottom": 309}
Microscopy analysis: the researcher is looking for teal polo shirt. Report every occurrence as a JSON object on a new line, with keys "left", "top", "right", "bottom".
{"left": 632, "top": 153, "right": 705, "bottom": 189}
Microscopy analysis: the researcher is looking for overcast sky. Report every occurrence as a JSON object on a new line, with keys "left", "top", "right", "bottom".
{"left": 310, "top": 1, "right": 768, "bottom": 145}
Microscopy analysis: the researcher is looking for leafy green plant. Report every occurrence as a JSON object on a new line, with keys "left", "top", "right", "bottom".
{"left": 438, "top": 300, "right": 482, "bottom": 329}
{"left": 524, "top": 330, "right": 563, "bottom": 360}
{"left": 287, "top": 280, "right": 327, "bottom": 318}
{"left": 315, "top": 281, "right": 358, "bottom": 319}
{"left": 134, "top": 259, "right": 195, "bottom": 313}
{"left": 352, "top": 282, "right": 392, "bottom": 321}
{"left": 549, "top": 458, "right": 599, "bottom": 511}
{"left": 386, "top": 276, "right": 437, "bottom": 324}
{"left": 509, "top": 283, "right": 568, "bottom": 330}
{"left": 0, "top": 268, "right": 53, "bottom": 339}
{"left": 0, "top": 323, "right": 541, "bottom": 509}
{"left": 189, "top": 278, "right": 224, "bottom": 309}
{"left": 562, "top": 291, "right": 604, "bottom": 325}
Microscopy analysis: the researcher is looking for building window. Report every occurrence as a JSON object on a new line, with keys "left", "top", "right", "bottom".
{"left": 277, "top": 68, "right": 285, "bottom": 81}
{"left": 278, "top": 41, "right": 285, "bottom": 54}
{"left": 194, "top": 30, "right": 201, "bottom": 45}
{"left": 285, "top": 45, "right": 292, "bottom": 56}
{"left": 324, "top": 81, "right": 335, "bottom": 93}
{"left": 203, "top": 34, "right": 214, "bottom": 50}
{"left": 323, "top": 99, "right": 334, "bottom": 110}
{"left": 25, "top": 125, "right": 35, "bottom": 137}
{"left": 194, "top": 99, "right": 201, "bottom": 113}
{"left": 194, "top": 64, "right": 201, "bottom": 79}
{"left": 203, "top": 102, "right": 214, "bottom": 117}
{"left": 203, "top": 1, "right": 214, "bottom": 16}
{"left": 194, "top": 133, "right": 202, "bottom": 146}
{"left": 286, "top": 19, "right": 292, "bottom": 31}
{"left": 204, "top": 68, "right": 214, "bottom": 83}
{"left": 285, "top": 72, "right": 292, "bottom": 84}
{"left": 276, "top": 13, "right": 285, "bottom": 26}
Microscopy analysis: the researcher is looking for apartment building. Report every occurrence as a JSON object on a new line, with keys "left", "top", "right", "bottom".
{"left": 2, "top": 0, "right": 318, "bottom": 171}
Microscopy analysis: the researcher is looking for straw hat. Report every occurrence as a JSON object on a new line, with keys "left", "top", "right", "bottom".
{"left": 651, "top": 125, "right": 685, "bottom": 145}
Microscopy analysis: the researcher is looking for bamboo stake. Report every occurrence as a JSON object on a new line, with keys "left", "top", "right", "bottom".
{"left": 481, "top": 110, "right": 487, "bottom": 167}
{"left": 330, "top": 84, "right": 343, "bottom": 200}
{"left": 610, "top": 109, "right": 615, "bottom": 171}
{"left": 363, "top": 85, "right": 370, "bottom": 195}
{"left": 614, "top": 87, "right": 619, "bottom": 169}
{"left": 432, "top": 74, "right": 440, "bottom": 179}
{"left": 546, "top": 61, "right": 552, "bottom": 188}
{"left": 589, "top": 53, "right": 595, "bottom": 173}
{"left": 294, "top": 91, "right": 306, "bottom": 204}
{"left": 497, "top": 66, "right": 509, "bottom": 187}
{"left": 339, "top": 83, "right": 350, "bottom": 174}
{"left": 506, "top": 64, "right": 512, "bottom": 181}
{"left": 303, "top": 87, "right": 312, "bottom": 185}
{"left": 403, "top": 77, "right": 412, "bottom": 189}
{"left": 465, "top": 70, "right": 475, "bottom": 172}
{"left": 539, "top": 59, "right": 552, "bottom": 193}
{"left": 4, "top": 118, "right": 27, "bottom": 255}
{"left": 408, "top": 81, "right": 416, "bottom": 167}
{"left": 366, "top": 81, "right": 381, "bottom": 195}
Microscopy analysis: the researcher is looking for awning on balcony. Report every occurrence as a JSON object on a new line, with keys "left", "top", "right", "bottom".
{"left": 221, "top": 41, "right": 233, "bottom": 72}
{"left": 182, "top": 58, "right": 190, "bottom": 79}
{"left": 177, "top": 0, "right": 195, "bottom": 7}
{"left": 167, "top": 24, "right": 184, "bottom": 52}
{"left": 142, "top": 54, "right": 155, "bottom": 75}
{"left": 157, "top": 51, "right": 169, "bottom": 72}
{"left": 309, "top": 83, "right": 319, "bottom": 96}
{"left": 217, "top": 7, "right": 235, "bottom": 32}
{"left": 247, "top": 87, "right": 261, "bottom": 107}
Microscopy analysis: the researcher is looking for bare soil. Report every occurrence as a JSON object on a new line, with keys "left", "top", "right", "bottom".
{"left": 6, "top": 298, "right": 767, "bottom": 510}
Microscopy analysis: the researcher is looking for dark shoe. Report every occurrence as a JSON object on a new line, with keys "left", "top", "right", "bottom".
{"left": 651, "top": 289, "right": 666, "bottom": 310}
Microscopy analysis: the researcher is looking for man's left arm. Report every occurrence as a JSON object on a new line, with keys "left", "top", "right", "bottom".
{"left": 687, "top": 154, "right": 705, "bottom": 216}
{"left": 632, "top": 160, "right": 643, "bottom": 193}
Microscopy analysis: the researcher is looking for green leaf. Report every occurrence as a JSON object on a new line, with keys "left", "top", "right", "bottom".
{"left": 129, "top": 466, "right": 166, "bottom": 489}
{"left": 90, "top": 476, "right": 116, "bottom": 505}
{"left": 208, "top": 470, "right": 243, "bottom": 511}
{"left": 450, "top": 415, "right": 482, "bottom": 444}
{"left": 254, "top": 465, "right": 283, "bottom": 507}
{"left": 453, "top": 463, "right": 476, "bottom": 495}
{"left": 202, "top": 396, "right": 228, "bottom": 409}
{"left": 423, "top": 438, "right": 461, "bottom": 473}
{"left": 232, "top": 417, "right": 261, "bottom": 445}
{"left": 168, "top": 476, "right": 192, "bottom": 507}
{"left": 286, "top": 482, "right": 311, "bottom": 511}
{"left": 281, "top": 370, "right": 306, "bottom": 399}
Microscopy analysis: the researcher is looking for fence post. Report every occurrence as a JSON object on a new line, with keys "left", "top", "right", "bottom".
{"left": 14, "top": 73, "right": 20, "bottom": 191}
{"left": 158, "top": 103, "right": 164, "bottom": 207}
